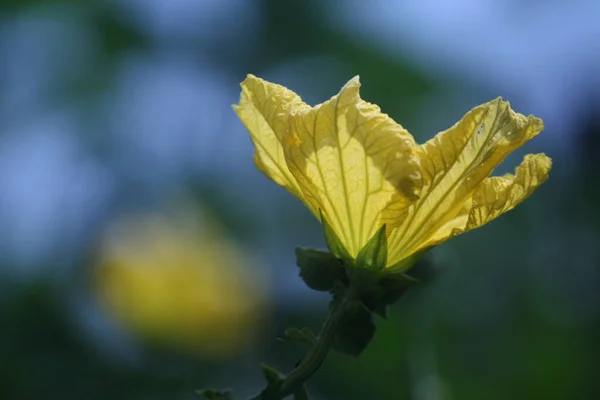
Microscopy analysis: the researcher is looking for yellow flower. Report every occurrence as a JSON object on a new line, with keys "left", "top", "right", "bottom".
{"left": 234, "top": 75, "right": 552, "bottom": 271}
{"left": 95, "top": 207, "right": 268, "bottom": 357}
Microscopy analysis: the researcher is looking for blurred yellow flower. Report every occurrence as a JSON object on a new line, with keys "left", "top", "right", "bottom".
{"left": 95, "top": 207, "right": 267, "bottom": 357}
{"left": 234, "top": 75, "right": 551, "bottom": 270}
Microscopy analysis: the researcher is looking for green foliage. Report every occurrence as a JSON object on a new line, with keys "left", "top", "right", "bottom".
{"left": 296, "top": 223, "right": 421, "bottom": 357}
{"left": 295, "top": 248, "right": 346, "bottom": 291}
{"left": 360, "top": 274, "right": 419, "bottom": 318}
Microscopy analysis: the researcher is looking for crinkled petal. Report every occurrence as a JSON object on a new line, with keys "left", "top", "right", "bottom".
{"left": 283, "top": 77, "right": 422, "bottom": 257}
{"left": 466, "top": 153, "right": 551, "bottom": 229}
{"left": 387, "top": 97, "right": 544, "bottom": 266}
{"left": 425, "top": 153, "right": 552, "bottom": 248}
{"left": 233, "top": 74, "right": 306, "bottom": 200}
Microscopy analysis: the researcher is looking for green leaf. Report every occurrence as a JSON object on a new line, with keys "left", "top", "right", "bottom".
{"left": 355, "top": 224, "right": 387, "bottom": 270}
{"left": 295, "top": 247, "right": 346, "bottom": 291}
{"left": 361, "top": 273, "right": 419, "bottom": 317}
{"left": 320, "top": 210, "right": 352, "bottom": 261}
{"left": 333, "top": 301, "right": 376, "bottom": 357}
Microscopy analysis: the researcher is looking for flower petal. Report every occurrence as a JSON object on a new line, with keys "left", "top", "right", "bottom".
{"left": 233, "top": 74, "right": 306, "bottom": 200}
{"left": 283, "top": 77, "right": 421, "bottom": 257}
{"left": 386, "top": 97, "right": 544, "bottom": 266}
{"left": 465, "top": 153, "right": 552, "bottom": 230}
{"left": 422, "top": 153, "right": 551, "bottom": 249}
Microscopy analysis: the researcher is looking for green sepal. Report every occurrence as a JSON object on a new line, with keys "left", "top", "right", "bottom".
{"left": 295, "top": 247, "right": 347, "bottom": 291}
{"left": 355, "top": 224, "right": 388, "bottom": 270}
{"left": 360, "top": 273, "right": 419, "bottom": 318}
{"left": 196, "top": 389, "right": 234, "bottom": 400}
{"left": 278, "top": 327, "right": 317, "bottom": 345}
{"left": 332, "top": 300, "right": 376, "bottom": 357}
{"left": 320, "top": 210, "right": 352, "bottom": 261}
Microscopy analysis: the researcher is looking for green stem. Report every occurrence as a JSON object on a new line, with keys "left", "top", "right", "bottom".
{"left": 280, "top": 298, "right": 347, "bottom": 397}
{"left": 251, "top": 296, "right": 351, "bottom": 400}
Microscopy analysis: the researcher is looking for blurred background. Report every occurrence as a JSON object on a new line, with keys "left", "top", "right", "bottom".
{"left": 0, "top": 0, "right": 599, "bottom": 399}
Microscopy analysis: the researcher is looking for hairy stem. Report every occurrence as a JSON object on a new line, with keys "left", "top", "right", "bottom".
{"left": 250, "top": 296, "right": 351, "bottom": 400}
{"left": 280, "top": 298, "right": 347, "bottom": 396}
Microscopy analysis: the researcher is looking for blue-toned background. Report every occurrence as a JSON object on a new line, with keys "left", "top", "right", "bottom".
{"left": 1, "top": 1, "right": 599, "bottom": 399}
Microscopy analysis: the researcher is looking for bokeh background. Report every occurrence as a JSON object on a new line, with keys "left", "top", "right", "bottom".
{"left": 1, "top": 1, "right": 599, "bottom": 399}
